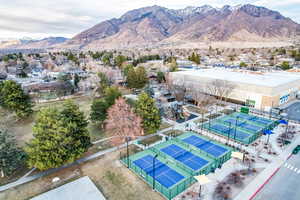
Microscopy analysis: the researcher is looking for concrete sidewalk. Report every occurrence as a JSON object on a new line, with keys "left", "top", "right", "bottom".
{"left": 234, "top": 135, "right": 300, "bottom": 200}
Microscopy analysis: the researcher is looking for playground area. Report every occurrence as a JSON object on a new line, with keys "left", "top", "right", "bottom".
{"left": 203, "top": 112, "right": 277, "bottom": 144}
{"left": 122, "top": 132, "right": 232, "bottom": 199}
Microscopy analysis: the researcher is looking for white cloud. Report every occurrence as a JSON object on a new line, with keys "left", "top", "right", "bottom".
{"left": 0, "top": 0, "right": 299, "bottom": 39}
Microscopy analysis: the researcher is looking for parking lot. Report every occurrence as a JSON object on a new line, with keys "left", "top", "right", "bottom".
{"left": 283, "top": 102, "right": 300, "bottom": 121}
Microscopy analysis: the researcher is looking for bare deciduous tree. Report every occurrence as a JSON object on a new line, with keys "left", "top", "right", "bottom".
{"left": 105, "top": 97, "right": 144, "bottom": 146}
{"left": 165, "top": 75, "right": 190, "bottom": 102}
{"left": 207, "top": 80, "right": 235, "bottom": 102}
{"left": 188, "top": 84, "right": 216, "bottom": 112}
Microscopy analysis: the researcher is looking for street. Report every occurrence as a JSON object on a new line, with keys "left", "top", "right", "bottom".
{"left": 254, "top": 154, "right": 300, "bottom": 200}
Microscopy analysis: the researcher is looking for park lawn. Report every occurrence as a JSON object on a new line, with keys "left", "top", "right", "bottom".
{"left": 0, "top": 146, "right": 164, "bottom": 200}
{"left": 0, "top": 96, "right": 97, "bottom": 146}
{"left": 88, "top": 124, "right": 107, "bottom": 142}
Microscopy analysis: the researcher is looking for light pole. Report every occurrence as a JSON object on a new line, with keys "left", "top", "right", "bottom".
{"left": 285, "top": 119, "right": 289, "bottom": 135}
{"left": 152, "top": 154, "right": 158, "bottom": 190}
{"left": 227, "top": 122, "right": 232, "bottom": 145}
{"left": 208, "top": 111, "right": 212, "bottom": 130}
{"left": 126, "top": 136, "right": 131, "bottom": 168}
{"left": 234, "top": 117, "right": 239, "bottom": 140}
{"left": 234, "top": 117, "right": 239, "bottom": 149}
{"left": 201, "top": 113, "right": 204, "bottom": 131}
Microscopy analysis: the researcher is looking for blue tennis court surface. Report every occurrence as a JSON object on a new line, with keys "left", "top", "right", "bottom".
{"left": 182, "top": 135, "right": 229, "bottom": 157}
{"left": 210, "top": 124, "right": 251, "bottom": 140}
{"left": 224, "top": 118, "right": 245, "bottom": 126}
{"left": 234, "top": 113, "right": 272, "bottom": 125}
{"left": 133, "top": 155, "right": 185, "bottom": 188}
{"left": 205, "top": 112, "right": 276, "bottom": 144}
{"left": 239, "top": 123, "right": 262, "bottom": 132}
{"left": 160, "top": 144, "right": 209, "bottom": 170}
{"left": 224, "top": 118, "right": 261, "bottom": 132}
{"left": 250, "top": 117, "right": 272, "bottom": 125}
{"left": 235, "top": 113, "right": 255, "bottom": 120}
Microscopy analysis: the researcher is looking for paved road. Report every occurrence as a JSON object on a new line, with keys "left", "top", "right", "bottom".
{"left": 283, "top": 102, "right": 300, "bottom": 121}
{"left": 254, "top": 154, "right": 300, "bottom": 200}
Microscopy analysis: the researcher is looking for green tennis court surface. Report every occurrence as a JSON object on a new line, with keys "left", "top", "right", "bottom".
{"left": 122, "top": 132, "right": 232, "bottom": 199}
{"left": 203, "top": 112, "right": 276, "bottom": 144}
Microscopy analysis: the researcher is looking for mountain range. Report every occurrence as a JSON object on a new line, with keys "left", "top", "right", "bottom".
{"left": 1, "top": 4, "right": 300, "bottom": 50}
{"left": 0, "top": 37, "right": 68, "bottom": 49}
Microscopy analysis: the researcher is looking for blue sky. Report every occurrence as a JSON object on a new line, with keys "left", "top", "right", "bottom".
{"left": 0, "top": 0, "right": 299, "bottom": 39}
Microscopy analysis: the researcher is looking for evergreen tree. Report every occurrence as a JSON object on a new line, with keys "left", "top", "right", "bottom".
{"left": 280, "top": 61, "right": 291, "bottom": 70}
{"left": 0, "top": 130, "right": 26, "bottom": 177}
{"left": 126, "top": 67, "right": 137, "bottom": 88}
{"left": 97, "top": 72, "right": 110, "bottom": 96}
{"left": 114, "top": 55, "right": 127, "bottom": 68}
{"left": 74, "top": 74, "right": 80, "bottom": 88}
{"left": 157, "top": 71, "right": 165, "bottom": 83}
{"left": 194, "top": 53, "right": 200, "bottom": 64}
{"left": 26, "top": 101, "right": 91, "bottom": 170}
{"left": 135, "top": 66, "right": 148, "bottom": 88}
{"left": 239, "top": 62, "right": 248, "bottom": 68}
{"left": 0, "top": 80, "right": 33, "bottom": 118}
{"left": 188, "top": 52, "right": 200, "bottom": 64}
{"left": 123, "top": 64, "right": 134, "bottom": 77}
{"left": 90, "top": 99, "right": 109, "bottom": 123}
{"left": 104, "top": 86, "right": 122, "bottom": 107}
{"left": 60, "top": 100, "right": 91, "bottom": 153}
{"left": 135, "top": 92, "right": 161, "bottom": 134}
{"left": 169, "top": 58, "right": 178, "bottom": 72}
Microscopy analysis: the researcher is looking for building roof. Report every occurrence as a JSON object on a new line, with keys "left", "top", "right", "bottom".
{"left": 31, "top": 176, "right": 106, "bottom": 200}
{"left": 172, "top": 69, "right": 300, "bottom": 87}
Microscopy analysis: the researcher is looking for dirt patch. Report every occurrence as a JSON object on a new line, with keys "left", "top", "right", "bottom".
{"left": 159, "top": 122, "right": 173, "bottom": 130}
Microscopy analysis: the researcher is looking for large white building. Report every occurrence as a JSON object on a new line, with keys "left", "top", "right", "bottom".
{"left": 169, "top": 69, "right": 300, "bottom": 110}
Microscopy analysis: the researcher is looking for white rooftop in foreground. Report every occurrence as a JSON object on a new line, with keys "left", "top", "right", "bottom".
{"left": 31, "top": 176, "right": 105, "bottom": 200}
{"left": 173, "top": 69, "right": 300, "bottom": 87}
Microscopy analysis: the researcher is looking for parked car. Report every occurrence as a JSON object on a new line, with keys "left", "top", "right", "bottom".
{"left": 292, "top": 145, "right": 300, "bottom": 154}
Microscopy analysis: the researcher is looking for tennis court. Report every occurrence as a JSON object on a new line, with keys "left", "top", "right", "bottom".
{"left": 182, "top": 135, "right": 229, "bottom": 158}
{"left": 160, "top": 144, "right": 209, "bottom": 171}
{"left": 123, "top": 132, "right": 232, "bottom": 199}
{"left": 210, "top": 123, "right": 251, "bottom": 140}
{"left": 224, "top": 118, "right": 263, "bottom": 133}
{"left": 233, "top": 112, "right": 273, "bottom": 126}
{"left": 133, "top": 155, "right": 185, "bottom": 188}
{"left": 204, "top": 112, "right": 276, "bottom": 144}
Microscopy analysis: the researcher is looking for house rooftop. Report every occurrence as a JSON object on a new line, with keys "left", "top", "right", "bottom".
{"left": 172, "top": 68, "right": 300, "bottom": 87}
{"left": 31, "top": 176, "right": 105, "bottom": 200}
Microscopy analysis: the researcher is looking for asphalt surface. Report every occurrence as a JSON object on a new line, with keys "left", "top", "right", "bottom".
{"left": 283, "top": 102, "right": 300, "bottom": 121}
{"left": 254, "top": 154, "right": 300, "bottom": 200}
